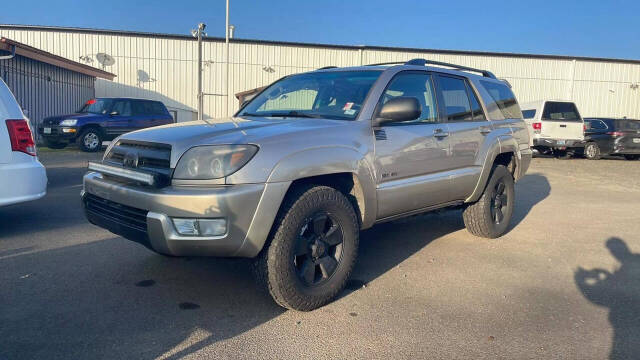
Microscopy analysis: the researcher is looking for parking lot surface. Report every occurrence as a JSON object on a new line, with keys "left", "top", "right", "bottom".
{"left": 1, "top": 151, "right": 639, "bottom": 359}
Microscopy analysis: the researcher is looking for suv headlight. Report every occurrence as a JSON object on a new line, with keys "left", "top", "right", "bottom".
{"left": 60, "top": 119, "right": 77, "bottom": 126}
{"left": 173, "top": 145, "right": 258, "bottom": 180}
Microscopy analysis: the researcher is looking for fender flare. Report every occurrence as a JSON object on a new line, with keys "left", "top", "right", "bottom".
{"left": 466, "top": 135, "right": 521, "bottom": 203}
{"left": 267, "top": 146, "right": 378, "bottom": 229}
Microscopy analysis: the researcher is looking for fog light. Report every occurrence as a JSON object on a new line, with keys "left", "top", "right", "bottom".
{"left": 198, "top": 219, "right": 227, "bottom": 236}
{"left": 173, "top": 218, "right": 199, "bottom": 235}
{"left": 172, "top": 218, "right": 227, "bottom": 236}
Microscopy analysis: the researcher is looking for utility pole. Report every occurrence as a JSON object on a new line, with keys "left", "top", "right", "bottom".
{"left": 192, "top": 22, "right": 206, "bottom": 121}
{"left": 225, "top": 0, "right": 230, "bottom": 116}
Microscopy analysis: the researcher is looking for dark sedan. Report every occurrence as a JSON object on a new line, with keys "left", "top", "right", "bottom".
{"left": 581, "top": 118, "right": 640, "bottom": 160}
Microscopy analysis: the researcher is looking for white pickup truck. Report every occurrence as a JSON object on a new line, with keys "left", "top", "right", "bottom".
{"left": 520, "top": 100, "right": 585, "bottom": 158}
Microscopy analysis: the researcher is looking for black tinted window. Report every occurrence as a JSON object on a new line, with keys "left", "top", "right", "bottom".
{"left": 150, "top": 102, "right": 167, "bottom": 115}
{"left": 614, "top": 119, "right": 640, "bottom": 131}
{"left": 111, "top": 100, "right": 132, "bottom": 116}
{"left": 522, "top": 109, "right": 536, "bottom": 119}
{"left": 437, "top": 76, "right": 472, "bottom": 121}
{"left": 587, "top": 119, "right": 608, "bottom": 130}
{"left": 468, "top": 87, "right": 486, "bottom": 121}
{"left": 479, "top": 80, "right": 522, "bottom": 119}
{"left": 542, "top": 102, "right": 581, "bottom": 122}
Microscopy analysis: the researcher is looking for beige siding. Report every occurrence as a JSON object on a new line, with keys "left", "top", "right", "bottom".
{"left": 1, "top": 27, "right": 639, "bottom": 121}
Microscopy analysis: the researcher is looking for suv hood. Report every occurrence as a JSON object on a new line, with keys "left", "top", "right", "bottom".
{"left": 42, "top": 113, "right": 97, "bottom": 125}
{"left": 117, "top": 117, "right": 352, "bottom": 164}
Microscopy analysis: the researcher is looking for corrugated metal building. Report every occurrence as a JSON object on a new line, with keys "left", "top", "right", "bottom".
{"left": 1, "top": 24, "right": 639, "bottom": 122}
{"left": 0, "top": 37, "right": 115, "bottom": 140}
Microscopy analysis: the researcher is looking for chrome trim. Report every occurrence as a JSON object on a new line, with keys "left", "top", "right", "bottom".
{"left": 87, "top": 162, "right": 155, "bottom": 186}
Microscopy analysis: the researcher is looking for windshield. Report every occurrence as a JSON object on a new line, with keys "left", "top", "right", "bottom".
{"left": 78, "top": 99, "right": 114, "bottom": 114}
{"left": 238, "top": 70, "right": 382, "bottom": 120}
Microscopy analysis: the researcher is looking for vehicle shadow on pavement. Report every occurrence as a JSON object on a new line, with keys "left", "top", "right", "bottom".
{"left": 575, "top": 237, "right": 640, "bottom": 360}
{"left": 0, "top": 238, "right": 283, "bottom": 360}
{"left": 510, "top": 173, "right": 551, "bottom": 229}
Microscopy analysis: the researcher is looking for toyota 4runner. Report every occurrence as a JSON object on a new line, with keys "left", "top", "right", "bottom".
{"left": 82, "top": 59, "right": 531, "bottom": 311}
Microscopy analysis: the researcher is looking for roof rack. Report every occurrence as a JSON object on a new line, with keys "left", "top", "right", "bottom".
{"left": 366, "top": 58, "right": 497, "bottom": 79}
{"left": 317, "top": 66, "right": 337, "bottom": 70}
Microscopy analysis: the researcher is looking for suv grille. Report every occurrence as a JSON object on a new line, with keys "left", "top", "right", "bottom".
{"left": 84, "top": 194, "right": 148, "bottom": 233}
{"left": 105, "top": 140, "right": 172, "bottom": 178}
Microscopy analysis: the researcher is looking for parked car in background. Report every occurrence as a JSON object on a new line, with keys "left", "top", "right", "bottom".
{"left": 39, "top": 98, "right": 174, "bottom": 152}
{"left": 521, "top": 100, "right": 585, "bottom": 158}
{"left": 81, "top": 59, "right": 531, "bottom": 310}
{"left": 0, "top": 77, "right": 47, "bottom": 206}
{"left": 580, "top": 118, "right": 640, "bottom": 160}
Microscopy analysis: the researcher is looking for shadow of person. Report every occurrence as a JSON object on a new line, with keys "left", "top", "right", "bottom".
{"left": 575, "top": 237, "right": 640, "bottom": 360}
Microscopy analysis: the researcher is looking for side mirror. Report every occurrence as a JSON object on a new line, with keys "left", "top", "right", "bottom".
{"left": 374, "top": 97, "right": 421, "bottom": 127}
{"left": 109, "top": 111, "right": 119, "bottom": 116}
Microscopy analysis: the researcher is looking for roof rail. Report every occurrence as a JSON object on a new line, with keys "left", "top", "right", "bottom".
{"left": 317, "top": 66, "right": 337, "bottom": 70}
{"left": 404, "top": 58, "right": 497, "bottom": 78}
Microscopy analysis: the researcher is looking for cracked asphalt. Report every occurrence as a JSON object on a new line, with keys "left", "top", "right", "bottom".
{"left": 1, "top": 151, "right": 639, "bottom": 359}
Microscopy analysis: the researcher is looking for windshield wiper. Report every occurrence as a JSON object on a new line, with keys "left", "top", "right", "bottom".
{"left": 241, "top": 111, "right": 324, "bottom": 119}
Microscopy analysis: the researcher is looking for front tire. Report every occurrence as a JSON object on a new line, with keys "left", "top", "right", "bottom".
{"left": 78, "top": 128, "right": 103, "bottom": 152}
{"left": 463, "top": 165, "right": 515, "bottom": 238}
{"left": 254, "top": 185, "right": 359, "bottom": 311}
{"left": 624, "top": 154, "right": 640, "bottom": 160}
{"left": 584, "top": 143, "right": 601, "bottom": 160}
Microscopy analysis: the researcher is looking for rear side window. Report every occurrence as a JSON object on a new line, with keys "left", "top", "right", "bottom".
{"left": 542, "top": 102, "right": 581, "bottom": 122}
{"left": 522, "top": 109, "right": 536, "bottom": 119}
{"left": 587, "top": 119, "right": 608, "bottom": 130}
{"left": 437, "top": 75, "right": 473, "bottom": 121}
{"left": 151, "top": 101, "right": 168, "bottom": 115}
{"left": 614, "top": 119, "right": 640, "bottom": 131}
{"left": 479, "top": 80, "right": 522, "bottom": 119}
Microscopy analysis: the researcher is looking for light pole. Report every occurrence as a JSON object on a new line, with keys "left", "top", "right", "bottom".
{"left": 225, "top": 0, "right": 230, "bottom": 116}
{"left": 192, "top": 22, "right": 206, "bottom": 121}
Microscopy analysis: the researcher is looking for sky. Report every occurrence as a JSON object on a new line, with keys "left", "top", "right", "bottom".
{"left": 2, "top": 0, "right": 640, "bottom": 60}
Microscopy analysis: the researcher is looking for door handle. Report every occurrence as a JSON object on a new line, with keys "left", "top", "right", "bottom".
{"left": 560, "top": 124, "right": 567, "bottom": 128}
{"left": 434, "top": 129, "right": 449, "bottom": 138}
{"left": 480, "top": 127, "right": 491, "bottom": 135}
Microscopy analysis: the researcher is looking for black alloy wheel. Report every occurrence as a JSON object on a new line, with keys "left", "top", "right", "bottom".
{"left": 491, "top": 180, "right": 508, "bottom": 225}
{"left": 294, "top": 213, "right": 344, "bottom": 287}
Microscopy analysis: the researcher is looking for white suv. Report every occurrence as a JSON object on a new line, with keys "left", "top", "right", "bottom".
{"left": 0, "top": 77, "right": 47, "bottom": 206}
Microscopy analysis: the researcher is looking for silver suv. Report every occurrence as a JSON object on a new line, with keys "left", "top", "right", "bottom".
{"left": 82, "top": 59, "right": 531, "bottom": 311}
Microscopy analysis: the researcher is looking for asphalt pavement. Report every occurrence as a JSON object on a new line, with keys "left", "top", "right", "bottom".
{"left": 1, "top": 151, "right": 639, "bottom": 359}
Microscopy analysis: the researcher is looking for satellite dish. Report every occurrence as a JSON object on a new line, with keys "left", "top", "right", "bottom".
{"left": 96, "top": 53, "right": 115, "bottom": 67}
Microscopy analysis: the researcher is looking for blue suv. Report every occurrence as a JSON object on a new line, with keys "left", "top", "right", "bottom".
{"left": 39, "top": 98, "right": 174, "bottom": 152}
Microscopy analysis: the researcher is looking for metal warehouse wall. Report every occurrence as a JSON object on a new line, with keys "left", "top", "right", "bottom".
{"left": 1, "top": 26, "right": 639, "bottom": 121}
{"left": 0, "top": 53, "right": 95, "bottom": 140}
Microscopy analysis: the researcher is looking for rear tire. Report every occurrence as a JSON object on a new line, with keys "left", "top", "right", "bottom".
{"left": 584, "top": 143, "right": 601, "bottom": 160}
{"left": 624, "top": 154, "right": 640, "bottom": 160}
{"left": 44, "top": 139, "right": 67, "bottom": 149}
{"left": 253, "top": 185, "right": 359, "bottom": 311}
{"left": 78, "top": 128, "right": 103, "bottom": 152}
{"left": 463, "top": 165, "right": 515, "bottom": 239}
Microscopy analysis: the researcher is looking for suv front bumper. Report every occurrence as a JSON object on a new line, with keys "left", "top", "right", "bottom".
{"left": 82, "top": 172, "right": 289, "bottom": 257}
{"left": 38, "top": 125, "right": 78, "bottom": 142}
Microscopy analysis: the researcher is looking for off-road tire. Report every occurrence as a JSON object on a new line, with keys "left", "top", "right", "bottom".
{"left": 462, "top": 165, "right": 515, "bottom": 238}
{"left": 624, "top": 154, "right": 640, "bottom": 161}
{"left": 253, "top": 185, "right": 359, "bottom": 311}
{"left": 78, "top": 128, "right": 103, "bottom": 152}
{"left": 584, "top": 143, "right": 601, "bottom": 160}
{"left": 44, "top": 139, "right": 67, "bottom": 149}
